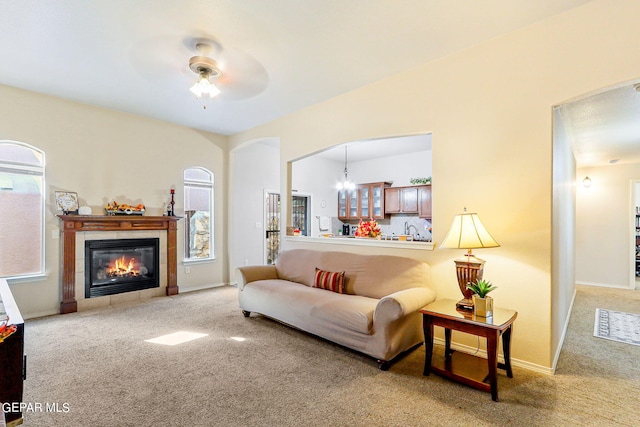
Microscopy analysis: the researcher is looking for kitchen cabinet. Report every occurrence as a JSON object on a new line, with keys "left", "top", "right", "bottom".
{"left": 385, "top": 186, "right": 418, "bottom": 214}
{"left": 338, "top": 182, "right": 390, "bottom": 220}
{"left": 360, "top": 186, "right": 370, "bottom": 218}
{"left": 338, "top": 189, "right": 347, "bottom": 218}
{"left": 384, "top": 185, "right": 432, "bottom": 218}
{"left": 360, "top": 182, "right": 391, "bottom": 219}
{"left": 338, "top": 188, "right": 359, "bottom": 220}
{"left": 418, "top": 185, "right": 432, "bottom": 219}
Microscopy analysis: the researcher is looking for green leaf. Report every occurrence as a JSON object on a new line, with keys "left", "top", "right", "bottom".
{"left": 466, "top": 279, "right": 497, "bottom": 298}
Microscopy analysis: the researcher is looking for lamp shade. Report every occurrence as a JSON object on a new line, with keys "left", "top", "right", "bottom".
{"left": 441, "top": 211, "right": 499, "bottom": 249}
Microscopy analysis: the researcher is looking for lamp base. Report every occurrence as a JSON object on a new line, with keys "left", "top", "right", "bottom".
{"left": 456, "top": 298, "right": 474, "bottom": 310}
{"left": 453, "top": 251, "right": 486, "bottom": 310}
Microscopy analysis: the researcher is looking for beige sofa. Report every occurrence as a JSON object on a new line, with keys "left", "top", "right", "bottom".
{"left": 236, "top": 249, "right": 436, "bottom": 369}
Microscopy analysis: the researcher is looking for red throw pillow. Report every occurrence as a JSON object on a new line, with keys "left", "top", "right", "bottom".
{"left": 314, "top": 268, "right": 346, "bottom": 294}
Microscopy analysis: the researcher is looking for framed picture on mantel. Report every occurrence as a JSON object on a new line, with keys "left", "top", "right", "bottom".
{"left": 54, "top": 191, "right": 79, "bottom": 214}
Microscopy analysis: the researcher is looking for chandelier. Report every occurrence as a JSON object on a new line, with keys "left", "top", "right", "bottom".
{"left": 336, "top": 146, "right": 355, "bottom": 190}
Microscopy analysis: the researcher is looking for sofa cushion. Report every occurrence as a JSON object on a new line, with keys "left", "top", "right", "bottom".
{"left": 239, "top": 279, "right": 322, "bottom": 328}
{"left": 311, "top": 294, "right": 377, "bottom": 334}
{"left": 275, "top": 249, "right": 431, "bottom": 299}
{"left": 313, "top": 268, "right": 345, "bottom": 293}
{"left": 275, "top": 249, "right": 319, "bottom": 287}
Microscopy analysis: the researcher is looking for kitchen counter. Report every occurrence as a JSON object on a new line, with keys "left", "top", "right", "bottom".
{"left": 285, "top": 235, "right": 434, "bottom": 251}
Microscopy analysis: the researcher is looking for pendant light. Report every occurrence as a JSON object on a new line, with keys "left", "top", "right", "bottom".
{"left": 336, "top": 146, "right": 355, "bottom": 190}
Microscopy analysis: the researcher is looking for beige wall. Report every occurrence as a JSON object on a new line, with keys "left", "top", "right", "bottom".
{"left": 230, "top": 0, "right": 640, "bottom": 372}
{"left": 1, "top": 85, "right": 229, "bottom": 318}
{"left": 552, "top": 108, "right": 577, "bottom": 368}
{"left": 4, "top": 0, "right": 638, "bottom": 371}
{"left": 576, "top": 163, "right": 640, "bottom": 288}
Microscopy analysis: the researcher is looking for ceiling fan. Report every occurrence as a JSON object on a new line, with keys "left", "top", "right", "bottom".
{"left": 185, "top": 37, "right": 268, "bottom": 108}
{"left": 129, "top": 35, "right": 268, "bottom": 108}
{"left": 188, "top": 43, "right": 222, "bottom": 108}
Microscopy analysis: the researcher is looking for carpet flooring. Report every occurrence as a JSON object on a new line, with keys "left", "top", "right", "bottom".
{"left": 19, "top": 284, "right": 640, "bottom": 426}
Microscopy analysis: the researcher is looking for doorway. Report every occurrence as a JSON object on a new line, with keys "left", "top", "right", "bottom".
{"left": 291, "top": 194, "right": 311, "bottom": 236}
{"left": 635, "top": 181, "right": 640, "bottom": 289}
{"left": 265, "top": 191, "right": 280, "bottom": 265}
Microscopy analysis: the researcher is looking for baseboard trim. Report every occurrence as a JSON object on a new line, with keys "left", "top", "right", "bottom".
{"left": 179, "top": 282, "right": 229, "bottom": 293}
{"left": 24, "top": 284, "right": 231, "bottom": 320}
{"left": 433, "top": 337, "right": 554, "bottom": 376}
{"left": 24, "top": 309, "right": 59, "bottom": 320}
{"left": 576, "top": 280, "right": 632, "bottom": 289}
{"left": 550, "top": 287, "right": 577, "bottom": 374}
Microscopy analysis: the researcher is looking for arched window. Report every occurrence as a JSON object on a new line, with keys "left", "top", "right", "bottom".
{"left": 0, "top": 141, "right": 45, "bottom": 278}
{"left": 183, "top": 167, "right": 214, "bottom": 261}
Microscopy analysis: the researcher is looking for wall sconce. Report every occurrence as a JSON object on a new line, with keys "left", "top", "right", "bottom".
{"left": 583, "top": 176, "right": 592, "bottom": 188}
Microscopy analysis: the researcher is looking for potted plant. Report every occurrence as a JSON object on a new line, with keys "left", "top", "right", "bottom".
{"left": 466, "top": 279, "right": 497, "bottom": 317}
{"left": 409, "top": 177, "right": 432, "bottom": 185}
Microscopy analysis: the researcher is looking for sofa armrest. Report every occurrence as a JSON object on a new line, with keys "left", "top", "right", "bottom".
{"left": 373, "top": 287, "right": 437, "bottom": 324}
{"left": 236, "top": 265, "right": 278, "bottom": 290}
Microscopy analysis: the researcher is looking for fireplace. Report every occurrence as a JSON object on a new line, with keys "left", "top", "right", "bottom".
{"left": 85, "top": 238, "right": 160, "bottom": 298}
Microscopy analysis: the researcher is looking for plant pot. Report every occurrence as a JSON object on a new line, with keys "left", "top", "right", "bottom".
{"left": 473, "top": 295, "right": 493, "bottom": 317}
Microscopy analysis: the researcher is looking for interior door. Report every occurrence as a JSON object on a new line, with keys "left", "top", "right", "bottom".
{"left": 635, "top": 182, "right": 640, "bottom": 288}
{"left": 265, "top": 192, "right": 280, "bottom": 265}
{"left": 291, "top": 195, "right": 310, "bottom": 236}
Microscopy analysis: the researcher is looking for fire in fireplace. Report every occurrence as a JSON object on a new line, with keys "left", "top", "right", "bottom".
{"left": 85, "top": 238, "right": 159, "bottom": 298}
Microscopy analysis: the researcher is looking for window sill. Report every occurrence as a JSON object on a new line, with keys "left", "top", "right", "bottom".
{"left": 6, "top": 273, "right": 49, "bottom": 284}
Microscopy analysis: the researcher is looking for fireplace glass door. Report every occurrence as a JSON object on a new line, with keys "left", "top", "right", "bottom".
{"left": 85, "top": 238, "right": 159, "bottom": 298}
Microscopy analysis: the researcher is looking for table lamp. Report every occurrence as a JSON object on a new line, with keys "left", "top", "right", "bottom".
{"left": 441, "top": 208, "right": 500, "bottom": 310}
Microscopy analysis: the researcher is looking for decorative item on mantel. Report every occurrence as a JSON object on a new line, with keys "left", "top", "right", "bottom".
{"left": 355, "top": 219, "right": 381, "bottom": 239}
{"left": 165, "top": 188, "right": 176, "bottom": 216}
{"left": 78, "top": 206, "right": 92, "bottom": 215}
{"left": 104, "top": 201, "right": 146, "bottom": 216}
{"left": 54, "top": 191, "right": 79, "bottom": 215}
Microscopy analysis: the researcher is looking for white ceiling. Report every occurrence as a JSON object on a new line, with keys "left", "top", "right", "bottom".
{"left": 0, "top": 0, "right": 594, "bottom": 137}
{"left": 557, "top": 83, "right": 640, "bottom": 167}
{"left": 313, "top": 134, "right": 432, "bottom": 163}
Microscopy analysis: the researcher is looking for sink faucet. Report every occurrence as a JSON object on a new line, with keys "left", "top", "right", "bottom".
{"left": 404, "top": 221, "right": 418, "bottom": 237}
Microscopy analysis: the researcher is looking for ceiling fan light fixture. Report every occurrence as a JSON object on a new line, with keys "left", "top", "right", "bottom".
{"left": 189, "top": 70, "right": 221, "bottom": 98}
{"left": 188, "top": 52, "right": 222, "bottom": 105}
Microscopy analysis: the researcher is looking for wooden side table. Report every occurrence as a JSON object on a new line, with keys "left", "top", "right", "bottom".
{"left": 421, "top": 299, "right": 517, "bottom": 401}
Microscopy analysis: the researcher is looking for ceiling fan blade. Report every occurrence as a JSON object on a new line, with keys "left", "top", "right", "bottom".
{"left": 214, "top": 46, "right": 268, "bottom": 100}
{"left": 128, "top": 35, "right": 268, "bottom": 101}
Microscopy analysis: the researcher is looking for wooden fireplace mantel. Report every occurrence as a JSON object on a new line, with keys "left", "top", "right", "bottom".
{"left": 57, "top": 215, "right": 181, "bottom": 314}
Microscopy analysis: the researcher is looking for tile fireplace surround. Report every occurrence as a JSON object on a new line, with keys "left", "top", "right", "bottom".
{"left": 57, "top": 215, "right": 180, "bottom": 314}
